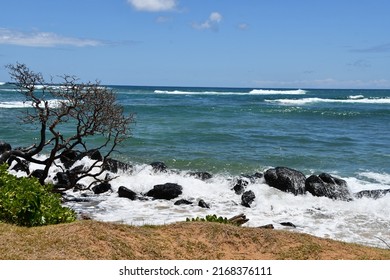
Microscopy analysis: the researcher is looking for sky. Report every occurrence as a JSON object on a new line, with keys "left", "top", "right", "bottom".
{"left": 0, "top": 0, "right": 389, "bottom": 89}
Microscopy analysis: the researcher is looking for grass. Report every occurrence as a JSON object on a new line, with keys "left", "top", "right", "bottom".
{"left": 0, "top": 220, "right": 389, "bottom": 260}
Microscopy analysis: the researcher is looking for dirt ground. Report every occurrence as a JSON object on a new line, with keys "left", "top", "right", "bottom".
{"left": 0, "top": 220, "right": 389, "bottom": 260}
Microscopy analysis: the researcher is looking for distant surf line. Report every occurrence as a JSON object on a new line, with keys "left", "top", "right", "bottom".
{"left": 266, "top": 97, "right": 390, "bottom": 105}
{"left": 154, "top": 89, "right": 307, "bottom": 95}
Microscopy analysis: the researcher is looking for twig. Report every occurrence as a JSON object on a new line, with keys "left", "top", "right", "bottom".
{"left": 375, "top": 236, "right": 390, "bottom": 249}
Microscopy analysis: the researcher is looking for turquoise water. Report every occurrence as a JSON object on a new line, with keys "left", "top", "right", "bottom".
{"left": 1, "top": 85, "right": 390, "bottom": 177}
{"left": 118, "top": 86, "right": 390, "bottom": 177}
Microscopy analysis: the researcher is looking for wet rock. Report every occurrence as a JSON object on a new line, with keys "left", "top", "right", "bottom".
{"left": 188, "top": 171, "right": 213, "bottom": 180}
{"left": 280, "top": 222, "right": 296, "bottom": 228}
{"left": 305, "top": 173, "right": 353, "bottom": 201}
{"left": 92, "top": 182, "right": 111, "bottom": 194}
{"left": 59, "top": 150, "right": 79, "bottom": 169}
{"left": 198, "top": 199, "right": 210, "bottom": 208}
{"left": 70, "top": 165, "right": 85, "bottom": 173}
{"left": 146, "top": 183, "right": 182, "bottom": 200}
{"left": 7, "top": 156, "right": 30, "bottom": 174}
{"left": 241, "top": 190, "right": 256, "bottom": 208}
{"left": 103, "top": 158, "right": 133, "bottom": 173}
{"left": 354, "top": 189, "right": 390, "bottom": 200}
{"left": 56, "top": 172, "right": 70, "bottom": 185}
{"left": 118, "top": 186, "right": 137, "bottom": 200}
{"left": 30, "top": 169, "right": 45, "bottom": 180}
{"left": 174, "top": 199, "right": 193, "bottom": 205}
{"left": 0, "top": 141, "right": 11, "bottom": 155}
{"left": 232, "top": 178, "right": 250, "bottom": 195}
{"left": 53, "top": 172, "right": 72, "bottom": 192}
{"left": 150, "top": 161, "right": 168, "bottom": 173}
{"left": 84, "top": 149, "right": 103, "bottom": 161}
{"left": 264, "top": 167, "right": 306, "bottom": 195}
{"left": 240, "top": 173, "right": 263, "bottom": 183}
{"left": 258, "top": 224, "right": 274, "bottom": 229}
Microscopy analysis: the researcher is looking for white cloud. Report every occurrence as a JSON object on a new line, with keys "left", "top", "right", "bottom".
{"left": 209, "top": 12, "right": 222, "bottom": 23}
{"left": 127, "top": 0, "right": 177, "bottom": 12}
{"left": 0, "top": 28, "right": 102, "bottom": 47}
{"left": 193, "top": 12, "right": 223, "bottom": 30}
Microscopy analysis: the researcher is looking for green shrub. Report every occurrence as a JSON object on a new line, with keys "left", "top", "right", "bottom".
{"left": 186, "top": 214, "right": 231, "bottom": 225}
{"left": 0, "top": 164, "right": 76, "bottom": 227}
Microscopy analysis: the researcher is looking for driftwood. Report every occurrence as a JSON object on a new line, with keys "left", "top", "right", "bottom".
{"left": 228, "top": 214, "right": 249, "bottom": 226}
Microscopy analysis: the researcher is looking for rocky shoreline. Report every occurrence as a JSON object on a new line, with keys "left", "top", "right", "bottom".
{"left": 2, "top": 140, "right": 390, "bottom": 211}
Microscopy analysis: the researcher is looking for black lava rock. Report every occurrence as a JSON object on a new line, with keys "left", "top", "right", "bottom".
{"left": 305, "top": 173, "right": 353, "bottom": 201}
{"left": 146, "top": 183, "right": 183, "bottom": 200}
{"left": 118, "top": 186, "right": 137, "bottom": 200}
{"left": 241, "top": 190, "right": 256, "bottom": 208}
{"left": 264, "top": 167, "right": 306, "bottom": 195}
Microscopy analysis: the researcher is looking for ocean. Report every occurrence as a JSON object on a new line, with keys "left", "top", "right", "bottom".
{"left": 1, "top": 83, "right": 390, "bottom": 248}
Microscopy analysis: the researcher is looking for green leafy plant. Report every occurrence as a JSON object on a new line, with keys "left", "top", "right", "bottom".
{"left": 186, "top": 213, "right": 249, "bottom": 226}
{"left": 0, "top": 164, "right": 76, "bottom": 227}
{"left": 186, "top": 214, "right": 231, "bottom": 225}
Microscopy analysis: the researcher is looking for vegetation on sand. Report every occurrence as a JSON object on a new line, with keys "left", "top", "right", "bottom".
{"left": 0, "top": 164, "right": 76, "bottom": 227}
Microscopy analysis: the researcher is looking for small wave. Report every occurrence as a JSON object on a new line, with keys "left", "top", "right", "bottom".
{"left": 0, "top": 101, "right": 30, "bottom": 108}
{"left": 0, "top": 99, "right": 63, "bottom": 109}
{"left": 0, "top": 88, "right": 19, "bottom": 92}
{"left": 249, "top": 89, "right": 306, "bottom": 95}
{"left": 0, "top": 82, "right": 5, "bottom": 86}
{"left": 154, "top": 90, "right": 255, "bottom": 95}
{"left": 154, "top": 89, "right": 307, "bottom": 95}
{"left": 358, "top": 172, "right": 390, "bottom": 185}
{"left": 348, "top": 95, "right": 364, "bottom": 99}
{"left": 154, "top": 90, "right": 216, "bottom": 95}
{"left": 267, "top": 97, "right": 390, "bottom": 105}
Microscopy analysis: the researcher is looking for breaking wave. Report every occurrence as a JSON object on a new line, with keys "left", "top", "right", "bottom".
{"left": 154, "top": 89, "right": 306, "bottom": 95}
{"left": 249, "top": 89, "right": 306, "bottom": 95}
{"left": 266, "top": 97, "right": 390, "bottom": 105}
{"left": 0, "top": 99, "right": 63, "bottom": 109}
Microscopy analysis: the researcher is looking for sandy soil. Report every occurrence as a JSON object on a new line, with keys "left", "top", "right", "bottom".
{"left": 0, "top": 220, "right": 389, "bottom": 260}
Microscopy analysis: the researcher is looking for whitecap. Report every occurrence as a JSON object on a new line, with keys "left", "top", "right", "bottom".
{"left": 0, "top": 99, "right": 63, "bottom": 109}
{"left": 249, "top": 89, "right": 306, "bottom": 95}
{"left": 266, "top": 97, "right": 390, "bottom": 105}
{"left": 349, "top": 95, "right": 364, "bottom": 99}
{"left": 154, "top": 90, "right": 243, "bottom": 95}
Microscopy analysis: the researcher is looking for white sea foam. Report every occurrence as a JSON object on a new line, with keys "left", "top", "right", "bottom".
{"left": 154, "top": 89, "right": 307, "bottom": 95}
{"left": 51, "top": 157, "right": 390, "bottom": 249}
{"left": 0, "top": 101, "right": 31, "bottom": 108}
{"left": 349, "top": 95, "right": 364, "bottom": 99}
{"left": 0, "top": 88, "right": 18, "bottom": 92}
{"left": 267, "top": 97, "right": 390, "bottom": 105}
{"left": 249, "top": 89, "right": 306, "bottom": 95}
{"left": 0, "top": 82, "right": 5, "bottom": 86}
{"left": 154, "top": 90, "right": 221, "bottom": 95}
{"left": 0, "top": 99, "right": 63, "bottom": 109}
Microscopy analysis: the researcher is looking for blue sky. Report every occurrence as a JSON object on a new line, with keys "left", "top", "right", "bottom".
{"left": 0, "top": 0, "right": 389, "bottom": 88}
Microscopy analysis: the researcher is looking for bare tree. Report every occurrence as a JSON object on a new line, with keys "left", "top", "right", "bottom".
{"left": 0, "top": 63, "right": 134, "bottom": 187}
